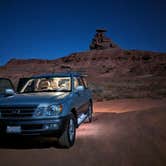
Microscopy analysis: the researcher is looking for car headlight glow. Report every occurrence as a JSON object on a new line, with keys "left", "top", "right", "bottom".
{"left": 34, "top": 104, "right": 63, "bottom": 117}
{"left": 46, "top": 104, "right": 63, "bottom": 116}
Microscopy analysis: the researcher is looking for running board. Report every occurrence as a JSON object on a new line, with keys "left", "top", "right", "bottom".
{"left": 77, "top": 113, "right": 88, "bottom": 126}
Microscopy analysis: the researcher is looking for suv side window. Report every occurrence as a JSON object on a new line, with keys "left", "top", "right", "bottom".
{"left": 0, "top": 79, "right": 14, "bottom": 94}
{"left": 73, "top": 77, "right": 84, "bottom": 90}
{"left": 81, "top": 77, "right": 88, "bottom": 89}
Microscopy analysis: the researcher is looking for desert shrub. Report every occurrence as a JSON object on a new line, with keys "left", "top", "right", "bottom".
{"left": 92, "top": 57, "right": 97, "bottom": 61}
{"left": 124, "top": 50, "right": 131, "bottom": 55}
{"left": 142, "top": 55, "right": 151, "bottom": 61}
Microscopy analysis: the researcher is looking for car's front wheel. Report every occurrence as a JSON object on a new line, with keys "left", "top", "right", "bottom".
{"left": 58, "top": 114, "right": 76, "bottom": 148}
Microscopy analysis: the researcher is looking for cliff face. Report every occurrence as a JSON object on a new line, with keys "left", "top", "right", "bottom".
{"left": 0, "top": 48, "right": 166, "bottom": 101}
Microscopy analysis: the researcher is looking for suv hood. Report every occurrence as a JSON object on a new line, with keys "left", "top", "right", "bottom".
{"left": 0, "top": 92, "right": 71, "bottom": 106}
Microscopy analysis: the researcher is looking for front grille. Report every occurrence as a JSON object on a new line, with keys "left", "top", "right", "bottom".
{"left": 0, "top": 105, "right": 37, "bottom": 118}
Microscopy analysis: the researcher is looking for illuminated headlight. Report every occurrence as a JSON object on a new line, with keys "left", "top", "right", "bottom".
{"left": 46, "top": 104, "right": 63, "bottom": 116}
{"left": 34, "top": 104, "right": 63, "bottom": 117}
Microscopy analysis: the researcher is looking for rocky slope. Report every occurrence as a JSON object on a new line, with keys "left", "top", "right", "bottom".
{"left": 0, "top": 48, "right": 166, "bottom": 101}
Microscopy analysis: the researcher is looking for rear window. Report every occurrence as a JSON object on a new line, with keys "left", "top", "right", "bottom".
{"left": 0, "top": 79, "right": 14, "bottom": 94}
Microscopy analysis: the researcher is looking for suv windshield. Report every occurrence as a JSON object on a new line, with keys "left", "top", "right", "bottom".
{"left": 20, "top": 77, "right": 71, "bottom": 93}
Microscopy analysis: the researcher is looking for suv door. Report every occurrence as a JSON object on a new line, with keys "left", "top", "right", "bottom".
{"left": 73, "top": 76, "right": 89, "bottom": 115}
{"left": 0, "top": 78, "right": 15, "bottom": 97}
{"left": 80, "top": 76, "right": 91, "bottom": 113}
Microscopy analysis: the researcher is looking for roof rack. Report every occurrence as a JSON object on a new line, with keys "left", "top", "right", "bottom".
{"left": 31, "top": 71, "right": 88, "bottom": 78}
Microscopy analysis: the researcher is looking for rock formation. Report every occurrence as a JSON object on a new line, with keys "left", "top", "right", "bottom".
{"left": 90, "top": 29, "right": 119, "bottom": 50}
{"left": 0, "top": 49, "right": 166, "bottom": 101}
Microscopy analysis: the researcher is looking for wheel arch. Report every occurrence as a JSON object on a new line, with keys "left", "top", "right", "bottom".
{"left": 89, "top": 99, "right": 93, "bottom": 111}
{"left": 89, "top": 98, "right": 93, "bottom": 105}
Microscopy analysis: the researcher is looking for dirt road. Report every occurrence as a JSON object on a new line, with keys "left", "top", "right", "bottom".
{"left": 0, "top": 98, "right": 166, "bottom": 166}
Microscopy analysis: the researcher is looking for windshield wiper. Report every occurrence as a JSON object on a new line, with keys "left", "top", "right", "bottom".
{"left": 20, "top": 89, "right": 71, "bottom": 93}
{"left": 41, "top": 89, "right": 71, "bottom": 92}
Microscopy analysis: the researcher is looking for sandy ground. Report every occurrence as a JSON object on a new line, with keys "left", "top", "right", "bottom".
{"left": 0, "top": 98, "right": 166, "bottom": 166}
{"left": 94, "top": 98, "right": 166, "bottom": 113}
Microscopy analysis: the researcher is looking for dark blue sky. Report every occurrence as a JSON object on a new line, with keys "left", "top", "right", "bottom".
{"left": 0, "top": 0, "right": 166, "bottom": 65}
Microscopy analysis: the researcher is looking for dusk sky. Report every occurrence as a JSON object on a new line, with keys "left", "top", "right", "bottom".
{"left": 0, "top": 0, "right": 166, "bottom": 65}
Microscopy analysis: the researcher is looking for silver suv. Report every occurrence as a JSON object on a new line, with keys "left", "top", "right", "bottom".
{"left": 0, "top": 72, "right": 93, "bottom": 148}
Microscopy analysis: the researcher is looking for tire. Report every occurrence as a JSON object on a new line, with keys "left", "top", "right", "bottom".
{"left": 58, "top": 114, "right": 76, "bottom": 148}
{"left": 87, "top": 102, "right": 93, "bottom": 123}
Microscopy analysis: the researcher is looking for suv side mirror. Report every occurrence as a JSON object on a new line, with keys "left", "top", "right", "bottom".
{"left": 5, "top": 89, "right": 15, "bottom": 96}
{"left": 75, "top": 85, "right": 84, "bottom": 91}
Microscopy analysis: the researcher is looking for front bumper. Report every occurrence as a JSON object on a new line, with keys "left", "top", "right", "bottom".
{"left": 0, "top": 116, "right": 70, "bottom": 136}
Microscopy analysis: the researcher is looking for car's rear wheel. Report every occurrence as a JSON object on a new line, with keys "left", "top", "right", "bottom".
{"left": 87, "top": 102, "right": 93, "bottom": 123}
{"left": 58, "top": 114, "right": 76, "bottom": 148}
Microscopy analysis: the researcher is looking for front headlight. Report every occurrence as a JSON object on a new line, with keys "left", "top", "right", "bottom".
{"left": 34, "top": 104, "right": 63, "bottom": 117}
{"left": 46, "top": 104, "right": 63, "bottom": 116}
